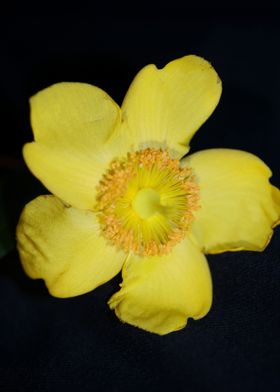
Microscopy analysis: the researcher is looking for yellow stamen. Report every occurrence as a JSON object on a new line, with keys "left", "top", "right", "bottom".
{"left": 95, "top": 148, "right": 199, "bottom": 256}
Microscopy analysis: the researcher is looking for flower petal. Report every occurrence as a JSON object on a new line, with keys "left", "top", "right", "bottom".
{"left": 24, "top": 82, "right": 121, "bottom": 209}
{"left": 30, "top": 82, "right": 120, "bottom": 149}
{"left": 16, "top": 195, "right": 125, "bottom": 298}
{"left": 116, "top": 55, "right": 222, "bottom": 159}
{"left": 108, "top": 236, "right": 212, "bottom": 335}
{"left": 182, "top": 149, "right": 280, "bottom": 253}
{"left": 23, "top": 143, "right": 108, "bottom": 210}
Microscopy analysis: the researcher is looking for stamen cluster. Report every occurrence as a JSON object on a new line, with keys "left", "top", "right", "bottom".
{"left": 96, "top": 149, "right": 199, "bottom": 256}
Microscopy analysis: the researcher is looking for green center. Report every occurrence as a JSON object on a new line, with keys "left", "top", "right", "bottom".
{"left": 132, "top": 188, "right": 162, "bottom": 219}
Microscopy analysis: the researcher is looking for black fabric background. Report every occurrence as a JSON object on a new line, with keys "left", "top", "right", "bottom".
{"left": 0, "top": 7, "right": 280, "bottom": 392}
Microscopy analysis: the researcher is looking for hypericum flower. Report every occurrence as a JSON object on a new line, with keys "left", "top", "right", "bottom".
{"left": 16, "top": 55, "right": 280, "bottom": 335}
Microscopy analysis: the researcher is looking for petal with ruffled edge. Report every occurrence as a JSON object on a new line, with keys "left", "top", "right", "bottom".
{"left": 113, "top": 55, "right": 222, "bottom": 159}
{"left": 24, "top": 82, "right": 121, "bottom": 210}
{"left": 182, "top": 149, "right": 280, "bottom": 254}
{"left": 108, "top": 235, "right": 212, "bottom": 335}
{"left": 16, "top": 195, "right": 126, "bottom": 298}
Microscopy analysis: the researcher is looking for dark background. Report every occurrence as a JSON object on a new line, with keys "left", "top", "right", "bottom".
{"left": 0, "top": 6, "right": 280, "bottom": 392}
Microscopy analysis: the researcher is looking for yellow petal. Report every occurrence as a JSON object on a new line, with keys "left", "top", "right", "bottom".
{"left": 108, "top": 235, "right": 212, "bottom": 335}
{"left": 25, "top": 82, "right": 121, "bottom": 209}
{"left": 23, "top": 142, "right": 108, "bottom": 210}
{"left": 115, "top": 55, "right": 222, "bottom": 159}
{"left": 30, "top": 82, "right": 120, "bottom": 149}
{"left": 182, "top": 149, "right": 280, "bottom": 253}
{"left": 16, "top": 195, "right": 125, "bottom": 298}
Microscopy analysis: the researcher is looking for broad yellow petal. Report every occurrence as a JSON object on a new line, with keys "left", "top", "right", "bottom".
{"left": 108, "top": 236, "right": 212, "bottom": 335}
{"left": 23, "top": 143, "right": 108, "bottom": 210}
{"left": 115, "top": 55, "right": 222, "bottom": 159}
{"left": 16, "top": 195, "right": 125, "bottom": 298}
{"left": 25, "top": 82, "right": 121, "bottom": 209}
{"left": 30, "top": 82, "right": 120, "bottom": 149}
{"left": 182, "top": 149, "right": 280, "bottom": 253}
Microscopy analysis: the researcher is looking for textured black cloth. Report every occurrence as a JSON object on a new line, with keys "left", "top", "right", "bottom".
{"left": 1, "top": 8, "right": 280, "bottom": 392}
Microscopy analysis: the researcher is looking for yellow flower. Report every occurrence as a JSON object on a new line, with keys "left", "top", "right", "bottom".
{"left": 16, "top": 55, "right": 280, "bottom": 335}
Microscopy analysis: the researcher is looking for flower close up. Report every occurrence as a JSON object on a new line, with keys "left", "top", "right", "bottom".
{"left": 16, "top": 55, "right": 280, "bottom": 335}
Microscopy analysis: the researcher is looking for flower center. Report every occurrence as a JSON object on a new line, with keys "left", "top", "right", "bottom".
{"left": 96, "top": 148, "right": 199, "bottom": 256}
{"left": 132, "top": 188, "right": 161, "bottom": 219}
